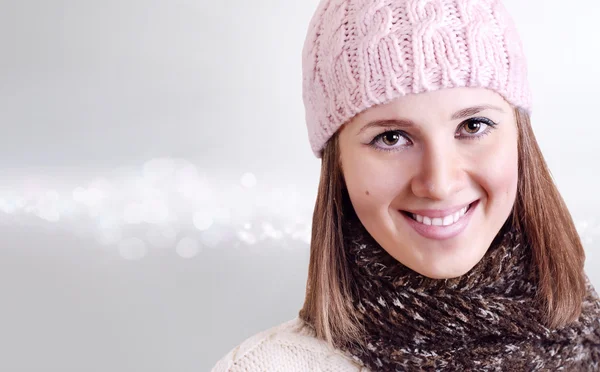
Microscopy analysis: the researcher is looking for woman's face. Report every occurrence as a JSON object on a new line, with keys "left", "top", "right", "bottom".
{"left": 338, "top": 87, "right": 519, "bottom": 279}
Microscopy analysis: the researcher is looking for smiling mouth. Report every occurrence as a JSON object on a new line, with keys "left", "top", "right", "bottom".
{"left": 401, "top": 201, "right": 476, "bottom": 227}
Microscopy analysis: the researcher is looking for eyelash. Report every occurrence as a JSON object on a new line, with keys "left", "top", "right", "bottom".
{"left": 368, "top": 117, "right": 499, "bottom": 153}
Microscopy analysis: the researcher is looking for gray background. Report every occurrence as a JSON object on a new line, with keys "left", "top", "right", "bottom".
{"left": 1, "top": 0, "right": 599, "bottom": 371}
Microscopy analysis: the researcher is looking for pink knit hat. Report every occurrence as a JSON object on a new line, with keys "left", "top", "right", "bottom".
{"left": 302, "top": 0, "right": 531, "bottom": 158}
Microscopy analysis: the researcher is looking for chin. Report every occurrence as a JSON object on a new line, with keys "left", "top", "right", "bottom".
{"left": 415, "top": 265, "right": 473, "bottom": 280}
{"left": 404, "top": 253, "right": 483, "bottom": 279}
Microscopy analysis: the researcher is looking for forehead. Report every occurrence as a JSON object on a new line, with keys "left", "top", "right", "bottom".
{"left": 354, "top": 87, "right": 511, "bottom": 124}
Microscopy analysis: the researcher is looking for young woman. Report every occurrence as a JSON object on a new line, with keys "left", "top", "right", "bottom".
{"left": 213, "top": 0, "right": 600, "bottom": 370}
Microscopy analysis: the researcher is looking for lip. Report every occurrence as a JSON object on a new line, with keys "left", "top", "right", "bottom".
{"left": 400, "top": 200, "right": 480, "bottom": 240}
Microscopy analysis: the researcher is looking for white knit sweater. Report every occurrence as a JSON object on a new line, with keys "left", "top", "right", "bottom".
{"left": 211, "top": 318, "right": 369, "bottom": 372}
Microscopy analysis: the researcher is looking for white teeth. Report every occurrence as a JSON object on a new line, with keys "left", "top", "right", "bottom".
{"left": 410, "top": 204, "right": 471, "bottom": 227}
{"left": 442, "top": 215, "right": 454, "bottom": 226}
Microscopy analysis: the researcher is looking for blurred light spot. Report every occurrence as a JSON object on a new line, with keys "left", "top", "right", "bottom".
{"left": 175, "top": 165, "right": 212, "bottom": 203}
{"left": 176, "top": 236, "right": 200, "bottom": 258}
{"left": 213, "top": 207, "right": 231, "bottom": 224}
{"left": 73, "top": 186, "right": 105, "bottom": 208}
{"left": 238, "top": 230, "right": 257, "bottom": 245}
{"left": 146, "top": 226, "right": 178, "bottom": 248}
{"left": 143, "top": 199, "right": 170, "bottom": 224}
{"left": 73, "top": 187, "right": 86, "bottom": 203}
{"left": 0, "top": 160, "right": 322, "bottom": 252}
{"left": 45, "top": 190, "right": 60, "bottom": 201}
{"left": 193, "top": 211, "right": 213, "bottom": 231}
{"left": 231, "top": 203, "right": 254, "bottom": 225}
{"left": 0, "top": 199, "right": 10, "bottom": 214}
{"left": 97, "top": 217, "right": 122, "bottom": 246}
{"left": 88, "top": 206, "right": 102, "bottom": 218}
{"left": 36, "top": 190, "right": 61, "bottom": 222}
{"left": 261, "top": 222, "right": 283, "bottom": 240}
{"left": 98, "top": 215, "right": 119, "bottom": 229}
{"left": 124, "top": 203, "right": 144, "bottom": 224}
{"left": 38, "top": 209, "right": 60, "bottom": 222}
{"left": 89, "top": 178, "right": 112, "bottom": 191}
{"left": 118, "top": 238, "right": 147, "bottom": 260}
{"left": 200, "top": 226, "right": 225, "bottom": 248}
{"left": 292, "top": 224, "right": 312, "bottom": 245}
{"left": 241, "top": 172, "right": 257, "bottom": 188}
{"left": 175, "top": 164, "right": 201, "bottom": 192}
{"left": 271, "top": 188, "right": 285, "bottom": 202}
{"left": 85, "top": 188, "right": 105, "bottom": 207}
{"left": 143, "top": 158, "right": 176, "bottom": 184}
{"left": 98, "top": 228, "right": 123, "bottom": 246}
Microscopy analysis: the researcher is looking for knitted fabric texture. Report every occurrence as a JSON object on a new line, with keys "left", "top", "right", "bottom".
{"left": 211, "top": 318, "right": 367, "bottom": 371}
{"left": 331, "top": 214, "right": 600, "bottom": 371}
{"left": 302, "top": 0, "right": 531, "bottom": 158}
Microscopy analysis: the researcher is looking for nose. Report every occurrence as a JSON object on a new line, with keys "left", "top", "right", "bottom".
{"left": 410, "top": 143, "right": 465, "bottom": 200}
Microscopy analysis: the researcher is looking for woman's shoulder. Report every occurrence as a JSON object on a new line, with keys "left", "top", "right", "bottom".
{"left": 210, "top": 317, "right": 366, "bottom": 372}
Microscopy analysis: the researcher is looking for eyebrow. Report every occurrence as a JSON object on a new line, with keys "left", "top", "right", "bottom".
{"left": 451, "top": 104, "right": 505, "bottom": 120}
{"left": 357, "top": 104, "right": 505, "bottom": 135}
{"left": 357, "top": 118, "right": 416, "bottom": 135}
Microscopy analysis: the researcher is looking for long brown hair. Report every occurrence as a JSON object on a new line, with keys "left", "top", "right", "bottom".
{"left": 298, "top": 108, "right": 587, "bottom": 347}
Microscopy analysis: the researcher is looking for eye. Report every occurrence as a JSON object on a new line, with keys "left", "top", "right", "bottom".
{"left": 382, "top": 132, "right": 402, "bottom": 146}
{"left": 457, "top": 117, "right": 497, "bottom": 138}
{"left": 369, "top": 130, "right": 411, "bottom": 152}
{"left": 464, "top": 121, "right": 482, "bottom": 134}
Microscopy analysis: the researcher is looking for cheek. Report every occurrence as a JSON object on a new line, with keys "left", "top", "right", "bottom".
{"left": 475, "top": 138, "right": 519, "bottom": 203}
{"left": 343, "top": 153, "right": 408, "bottom": 214}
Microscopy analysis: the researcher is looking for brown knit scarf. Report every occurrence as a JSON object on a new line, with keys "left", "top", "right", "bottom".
{"left": 334, "top": 214, "right": 600, "bottom": 371}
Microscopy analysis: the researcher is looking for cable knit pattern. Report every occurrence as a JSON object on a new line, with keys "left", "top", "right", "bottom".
{"left": 210, "top": 318, "right": 368, "bottom": 372}
{"left": 302, "top": 0, "right": 531, "bottom": 157}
